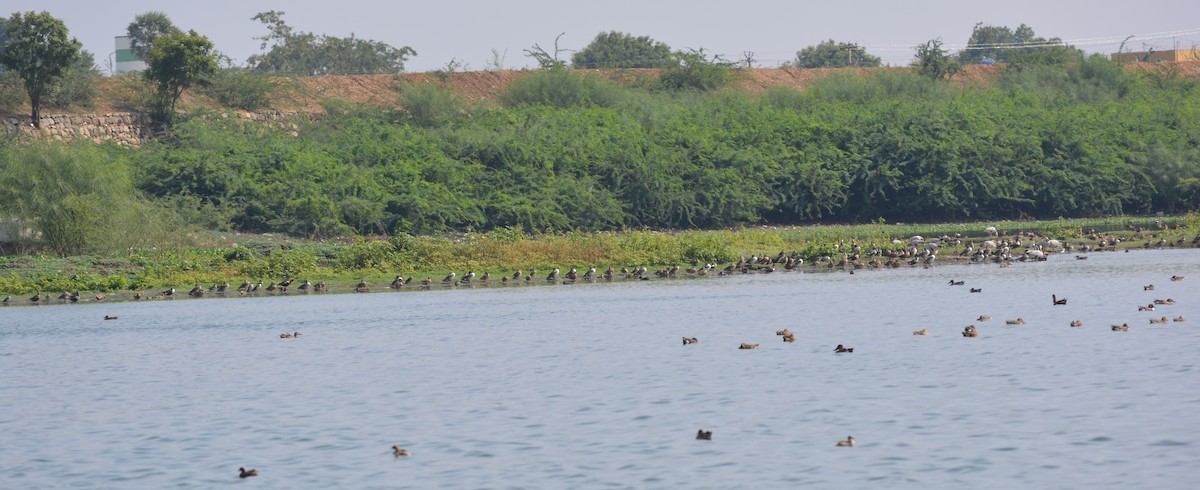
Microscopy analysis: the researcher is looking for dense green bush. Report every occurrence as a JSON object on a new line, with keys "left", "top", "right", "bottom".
{"left": 200, "top": 68, "right": 275, "bottom": 110}
{"left": 13, "top": 58, "right": 1197, "bottom": 241}
{"left": 0, "top": 142, "right": 172, "bottom": 255}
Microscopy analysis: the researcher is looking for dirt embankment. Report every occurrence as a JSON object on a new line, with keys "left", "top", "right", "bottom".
{"left": 61, "top": 61, "right": 1200, "bottom": 115}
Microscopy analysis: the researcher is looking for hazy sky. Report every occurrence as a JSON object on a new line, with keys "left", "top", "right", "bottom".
{"left": 9, "top": 0, "right": 1200, "bottom": 73}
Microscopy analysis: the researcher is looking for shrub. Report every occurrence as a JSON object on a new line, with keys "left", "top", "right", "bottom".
{"left": 201, "top": 68, "right": 274, "bottom": 110}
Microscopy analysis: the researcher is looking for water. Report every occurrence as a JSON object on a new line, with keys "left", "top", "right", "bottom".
{"left": 2, "top": 249, "right": 1199, "bottom": 489}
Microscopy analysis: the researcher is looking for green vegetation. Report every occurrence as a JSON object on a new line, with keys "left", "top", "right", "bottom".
{"left": 959, "top": 23, "right": 1080, "bottom": 65}
{"left": 0, "top": 216, "right": 1193, "bottom": 296}
{"left": 0, "top": 142, "right": 171, "bottom": 256}
{"left": 572, "top": 31, "right": 674, "bottom": 69}
{"left": 247, "top": 10, "right": 416, "bottom": 75}
{"left": 125, "top": 11, "right": 180, "bottom": 62}
{"left": 144, "top": 30, "right": 218, "bottom": 124}
{"left": 0, "top": 11, "right": 81, "bottom": 127}
{"left": 912, "top": 38, "right": 959, "bottom": 80}
{"left": 784, "top": 39, "right": 882, "bottom": 68}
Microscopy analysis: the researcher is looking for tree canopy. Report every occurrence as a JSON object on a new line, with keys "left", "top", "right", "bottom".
{"left": 571, "top": 31, "right": 674, "bottom": 69}
{"left": 959, "top": 23, "right": 1081, "bottom": 65}
{"left": 247, "top": 10, "right": 416, "bottom": 75}
{"left": 144, "top": 30, "right": 217, "bottom": 122}
{"left": 126, "top": 11, "right": 180, "bottom": 62}
{"left": 785, "top": 39, "right": 881, "bottom": 68}
{"left": 0, "top": 11, "right": 81, "bottom": 128}
{"left": 912, "top": 38, "right": 959, "bottom": 80}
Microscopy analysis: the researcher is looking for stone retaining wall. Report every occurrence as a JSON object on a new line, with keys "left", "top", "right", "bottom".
{"left": 1, "top": 110, "right": 312, "bottom": 146}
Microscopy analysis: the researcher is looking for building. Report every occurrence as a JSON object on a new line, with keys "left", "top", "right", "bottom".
{"left": 114, "top": 36, "right": 148, "bottom": 74}
{"left": 1111, "top": 49, "right": 1200, "bottom": 63}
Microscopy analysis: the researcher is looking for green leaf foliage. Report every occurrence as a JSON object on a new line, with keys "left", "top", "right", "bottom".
{"left": 785, "top": 39, "right": 882, "bottom": 68}
{"left": 0, "top": 11, "right": 81, "bottom": 127}
{"left": 144, "top": 30, "right": 218, "bottom": 121}
{"left": 572, "top": 31, "right": 674, "bottom": 69}
{"left": 18, "top": 58, "right": 1200, "bottom": 240}
{"left": 247, "top": 11, "right": 415, "bottom": 75}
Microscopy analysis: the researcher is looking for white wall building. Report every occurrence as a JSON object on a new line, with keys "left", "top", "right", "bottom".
{"left": 114, "top": 36, "right": 148, "bottom": 74}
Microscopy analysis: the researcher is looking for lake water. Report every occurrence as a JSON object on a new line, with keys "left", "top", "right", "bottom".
{"left": 2, "top": 249, "right": 1199, "bottom": 489}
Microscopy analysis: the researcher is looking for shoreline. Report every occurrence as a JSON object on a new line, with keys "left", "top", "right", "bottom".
{"left": 2, "top": 241, "right": 1190, "bottom": 308}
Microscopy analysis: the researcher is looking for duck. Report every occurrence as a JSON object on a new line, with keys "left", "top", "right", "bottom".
{"left": 1138, "top": 304, "right": 1155, "bottom": 311}
{"left": 442, "top": 272, "right": 456, "bottom": 284}
{"left": 739, "top": 343, "right": 760, "bottom": 350}
{"left": 279, "top": 278, "right": 294, "bottom": 288}
{"left": 216, "top": 282, "right": 230, "bottom": 293}
{"left": 104, "top": 315, "right": 118, "bottom": 320}
{"left": 1005, "top": 318, "right": 1025, "bottom": 325}
{"left": 1111, "top": 323, "right": 1130, "bottom": 331}
{"left": 238, "top": 467, "right": 258, "bottom": 478}
{"left": 1150, "top": 317, "right": 1169, "bottom": 324}
{"left": 969, "top": 288, "right": 982, "bottom": 293}
{"left": 1, "top": 296, "right": 9, "bottom": 304}
{"left": 682, "top": 337, "right": 698, "bottom": 345}
{"left": 280, "top": 331, "right": 301, "bottom": 338}
{"left": 782, "top": 333, "right": 796, "bottom": 342}
{"left": 95, "top": 293, "right": 106, "bottom": 301}
{"left": 390, "top": 275, "right": 405, "bottom": 288}
{"left": 161, "top": 288, "right": 175, "bottom": 298}
{"left": 265, "top": 282, "right": 277, "bottom": 292}
{"left": 1052, "top": 294, "right": 1067, "bottom": 305}
{"left": 948, "top": 280, "right": 964, "bottom": 286}
{"left": 356, "top": 279, "right": 370, "bottom": 293}
{"left": 314, "top": 281, "right": 327, "bottom": 292}
{"left": 1173, "top": 316, "right": 1185, "bottom": 322}
{"left": 776, "top": 328, "right": 792, "bottom": 336}
{"left": 462, "top": 271, "right": 476, "bottom": 283}
{"left": 1075, "top": 255, "right": 1087, "bottom": 260}
{"left": 238, "top": 279, "right": 252, "bottom": 291}
{"left": 977, "top": 315, "right": 991, "bottom": 322}
{"left": 480, "top": 271, "right": 490, "bottom": 282}
{"left": 1070, "top": 320, "right": 1083, "bottom": 327}
{"left": 912, "top": 329, "right": 929, "bottom": 335}
{"left": 1153, "top": 299, "right": 1175, "bottom": 305}
{"left": 696, "top": 430, "right": 713, "bottom": 440}
{"left": 299, "top": 280, "right": 312, "bottom": 291}
{"left": 962, "top": 325, "right": 979, "bottom": 337}
{"left": 546, "top": 268, "right": 559, "bottom": 281}
{"left": 1170, "top": 275, "right": 1184, "bottom": 281}
{"left": 392, "top": 445, "right": 409, "bottom": 457}
{"left": 1144, "top": 284, "right": 1155, "bottom": 291}
{"left": 836, "top": 435, "right": 855, "bottom": 447}
{"left": 834, "top": 344, "right": 854, "bottom": 353}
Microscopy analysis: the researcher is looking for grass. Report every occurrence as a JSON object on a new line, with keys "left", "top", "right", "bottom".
{"left": 0, "top": 215, "right": 1196, "bottom": 297}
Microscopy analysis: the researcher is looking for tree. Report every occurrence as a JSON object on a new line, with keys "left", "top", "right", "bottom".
{"left": 126, "top": 11, "right": 180, "bottom": 62}
{"left": 0, "top": 11, "right": 81, "bottom": 128}
{"left": 571, "top": 31, "right": 673, "bottom": 69}
{"left": 525, "top": 32, "right": 569, "bottom": 70}
{"left": 959, "top": 23, "right": 1080, "bottom": 65}
{"left": 912, "top": 38, "right": 959, "bottom": 81}
{"left": 785, "top": 39, "right": 881, "bottom": 68}
{"left": 144, "top": 30, "right": 217, "bottom": 122}
{"left": 247, "top": 11, "right": 415, "bottom": 75}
